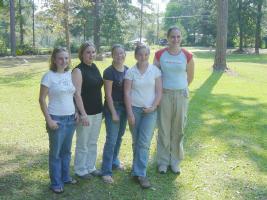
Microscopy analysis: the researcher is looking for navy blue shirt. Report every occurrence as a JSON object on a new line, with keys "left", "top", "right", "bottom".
{"left": 103, "top": 65, "right": 128, "bottom": 102}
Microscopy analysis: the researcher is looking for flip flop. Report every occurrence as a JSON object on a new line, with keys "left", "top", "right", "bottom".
{"left": 50, "top": 187, "right": 64, "bottom": 194}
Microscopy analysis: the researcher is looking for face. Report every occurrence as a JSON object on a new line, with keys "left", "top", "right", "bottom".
{"left": 112, "top": 47, "right": 125, "bottom": 65}
{"left": 54, "top": 51, "right": 69, "bottom": 71}
{"left": 168, "top": 29, "right": 182, "bottom": 47}
{"left": 135, "top": 48, "right": 149, "bottom": 63}
{"left": 82, "top": 46, "right": 96, "bottom": 64}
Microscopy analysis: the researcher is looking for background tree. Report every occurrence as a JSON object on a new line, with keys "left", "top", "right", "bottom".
{"left": 10, "top": 0, "right": 16, "bottom": 56}
{"left": 213, "top": 0, "right": 228, "bottom": 71}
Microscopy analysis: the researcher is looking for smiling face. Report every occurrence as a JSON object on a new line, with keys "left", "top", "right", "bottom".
{"left": 82, "top": 46, "right": 96, "bottom": 65}
{"left": 135, "top": 47, "right": 150, "bottom": 64}
{"left": 112, "top": 47, "right": 126, "bottom": 65}
{"left": 167, "top": 28, "right": 182, "bottom": 48}
{"left": 54, "top": 51, "right": 69, "bottom": 72}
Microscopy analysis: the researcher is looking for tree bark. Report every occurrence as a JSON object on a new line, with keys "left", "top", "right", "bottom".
{"left": 10, "top": 0, "right": 16, "bottom": 56}
{"left": 32, "top": 0, "right": 35, "bottom": 48}
{"left": 255, "top": 0, "right": 263, "bottom": 55}
{"left": 64, "top": 0, "right": 71, "bottom": 54}
{"left": 213, "top": 0, "right": 228, "bottom": 71}
{"left": 19, "top": 0, "right": 24, "bottom": 45}
{"left": 93, "top": 0, "right": 101, "bottom": 52}
{"left": 238, "top": 0, "right": 243, "bottom": 52}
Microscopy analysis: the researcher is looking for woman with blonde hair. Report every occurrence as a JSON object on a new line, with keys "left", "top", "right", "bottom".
{"left": 72, "top": 41, "right": 103, "bottom": 179}
{"left": 39, "top": 47, "right": 78, "bottom": 194}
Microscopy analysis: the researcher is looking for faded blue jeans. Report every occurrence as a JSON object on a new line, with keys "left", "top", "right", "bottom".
{"left": 101, "top": 102, "right": 127, "bottom": 176}
{"left": 130, "top": 106, "right": 157, "bottom": 177}
{"left": 47, "top": 114, "right": 76, "bottom": 190}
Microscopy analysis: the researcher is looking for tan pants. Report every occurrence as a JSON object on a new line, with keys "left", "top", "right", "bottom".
{"left": 74, "top": 113, "right": 102, "bottom": 176}
{"left": 157, "top": 88, "right": 188, "bottom": 167}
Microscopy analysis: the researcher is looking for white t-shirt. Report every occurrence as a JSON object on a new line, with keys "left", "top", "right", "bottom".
{"left": 41, "top": 70, "right": 76, "bottom": 115}
{"left": 125, "top": 64, "right": 161, "bottom": 108}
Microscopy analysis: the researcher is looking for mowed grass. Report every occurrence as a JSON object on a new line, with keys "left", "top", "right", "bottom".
{"left": 0, "top": 47, "right": 266, "bottom": 200}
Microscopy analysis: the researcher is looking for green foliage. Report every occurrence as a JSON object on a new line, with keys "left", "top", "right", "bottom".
{"left": 0, "top": 39, "right": 7, "bottom": 56}
{"left": 16, "top": 44, "right": 38, "bottom": 55}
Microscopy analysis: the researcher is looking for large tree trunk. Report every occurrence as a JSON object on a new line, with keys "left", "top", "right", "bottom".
{"left": 238, "top": 0, "right": 243, "bottom": 52}
{"left": 255, "top": 0, "right": 263, "bottom": 55}
{"left": 93, "top": 0, "right": 101, "bottom": 52}
{"left": 64, "top": 0, "right": 71, "bottom": 54}
{"left": 10, "top": 0, "right": 16, "bottom": 56}
{"left": 213, "top": 0, "right": 228, "bottom": 71}
{"left": 19, "top": 0, "right": 24, "bottom": 45}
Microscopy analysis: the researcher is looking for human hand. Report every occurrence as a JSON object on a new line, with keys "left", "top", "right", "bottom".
{"left": 127, "top": 114, "right": 135, "bottom": 126}
{"left": 47, "top": 119, "right": 59, "bottom": 130}
{"left": 143, "top": 106, "right": 156, "bottom": 113}
{"left": 112, "top": 112, "right": 120, "bottom": 123}
{"left": 80, "top": 115, "right": 89, "bottom": 126}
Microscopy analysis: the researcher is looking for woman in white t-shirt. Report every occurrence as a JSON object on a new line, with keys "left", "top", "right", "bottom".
{"left": 124, "top": 45, "right": 162, "bottom": 189}
{"left": 39, "top": 47, "right": 78, "bottom": 194}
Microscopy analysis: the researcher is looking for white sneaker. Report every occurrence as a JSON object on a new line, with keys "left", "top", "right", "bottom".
{"left": 171, "top": 165, "right": 181, "bottom": 175}
{"left": 158, "top": 165, "right": 167, "bottom": 174}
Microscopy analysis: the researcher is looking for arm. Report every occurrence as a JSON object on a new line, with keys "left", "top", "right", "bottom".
{"left": 72, "top": 68, "right": 89, "bottom": 126}
{"left": 124, "top": 79, "right": 135, "bottom": 126}
{"left": 104, "top": 80, "right": 119, "bottom": 122}
{"left": 143, "top": 76, "right": 162, "bottom": 113}
{"left": 39, "top": 85, "right": 58, "bottom": 130}
{"left": 153, "top": 56, "right": 160, "bottom": 68}
{"left": 187, "top": 58, "right": 194, "bottom": 86}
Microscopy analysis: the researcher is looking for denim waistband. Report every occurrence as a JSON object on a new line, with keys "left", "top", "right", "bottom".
{"left": 50, "top": 114, "right": 75, "bottom": 120}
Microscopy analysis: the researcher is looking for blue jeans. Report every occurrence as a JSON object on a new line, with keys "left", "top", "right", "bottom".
{"left": 101, "top": 102, "right": 127, "bottom": 176}
{"left": 47, "top": 114, "right": 76, "bottom": 190}
{"left": 130, "top": 106, "right": 157, "bottom": 177}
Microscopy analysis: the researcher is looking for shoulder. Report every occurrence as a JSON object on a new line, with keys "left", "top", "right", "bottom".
{"left": 103, "top": 65, "right": 114, "bottom": 79}
{"left": 103, "top": 65, "right": 113, "bottom": 74}
{"left": 149, "top": 64, "right": 161, "bottom": 76}
{"left": 154, "top": 48, "right": 168, "bottom": 61}
{"left": 181, "top": 48, "right": 193, "bottom": 63}
{"left": 125, "top": 66, "right": 136, "bottom": 79}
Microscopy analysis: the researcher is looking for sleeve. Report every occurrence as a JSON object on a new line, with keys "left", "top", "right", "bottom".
{"left": 103, "top": 67, "right": 113, "bottom": 81}
{"left": 154, "top": 48, "right": 167, "bottom": 62}
{"left": 182, "top": 48, "right": 193, "bottom": 63}
{"left": 124, "top": 68, "right": 133, "bottom": 80}
{"left": 153, "top": 65, "right": 162, "bottom": 78}
{"left": 41, "top": 72, "right": 50, "bottom": 88}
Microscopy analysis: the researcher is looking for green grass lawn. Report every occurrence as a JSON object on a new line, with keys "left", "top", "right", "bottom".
{"left": 0, "top": 47, "right": 266, "bottom": 200}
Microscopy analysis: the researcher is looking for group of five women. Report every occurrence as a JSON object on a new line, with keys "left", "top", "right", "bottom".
{"left": 39, "top": 27, "right": 194, "bottom": 194}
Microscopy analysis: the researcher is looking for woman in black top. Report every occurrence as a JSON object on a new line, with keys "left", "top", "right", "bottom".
{"left": 72, "top": 41, "right": 103, "bottom": 179}
{"left": 101, "top": 44, "right": 128, "bottom": 184}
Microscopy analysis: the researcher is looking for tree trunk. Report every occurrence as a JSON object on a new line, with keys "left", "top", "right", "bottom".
{"left": 213, "top": 0, "right": 228, "bottom": 71}
{"left": 255, "top": 0, "right": 263, "bottom": 55}
{"left": 10, "top": 0, "right": 16, "bottom": 56}
{"left": 238, "top": 0, "right": 243, "bottom": 52}
{"left": 19, "top": 0, "right": 24, "bottom": 45}
{"left": 93, "top": 0, "right": 101, "bottom": 52}
{"left": 64, "top": 0, "right": 71, "bottom": 54}
{"left": 139, "top": 0, "right": 143, "bottom": 43}
{"left": 32, "top": 0, "right": 35, "bottom": 48}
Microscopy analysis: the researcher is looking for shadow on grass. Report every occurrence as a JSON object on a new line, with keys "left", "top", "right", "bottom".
{"left": 0, "top": 68, "right": 45, "bottom": 87}
{"left": 186, "top": 71, "right": 267, "bottom": 172}
{"left": 182, "top": 71, "right": 267, "bottom": 198}
{"left": 0, "top": 56, "right": 49, "bottom": 68}
{"left": 193, "top": 51, "right": 267, "bottom": 64}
